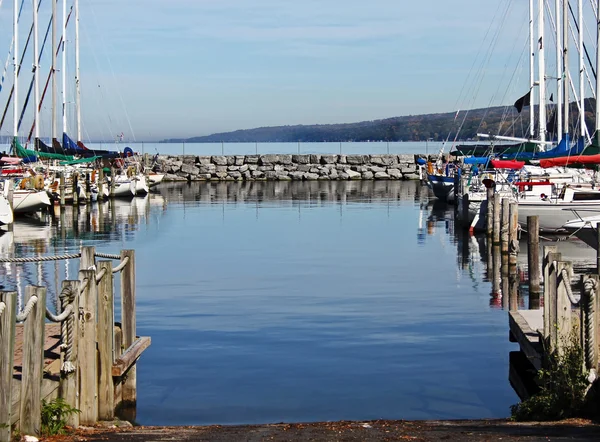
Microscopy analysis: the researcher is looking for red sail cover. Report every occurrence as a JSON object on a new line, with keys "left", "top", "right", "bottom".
{"left": 491, "top": 159, "right": 525, "bottom": 169}
{"left": 539, "top": 154, "right": 600, "bottom": 168}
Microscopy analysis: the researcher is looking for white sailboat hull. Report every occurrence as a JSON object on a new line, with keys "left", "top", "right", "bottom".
{"left": 12, "top": 189, "right": 51, "bottom": 214}
{"left": 0, "top": 195, "right": 13, "bottom": 225}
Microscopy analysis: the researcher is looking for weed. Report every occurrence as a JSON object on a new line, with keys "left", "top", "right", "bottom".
{"left": 41, "top": 398, "right": 80, "bottom": 436}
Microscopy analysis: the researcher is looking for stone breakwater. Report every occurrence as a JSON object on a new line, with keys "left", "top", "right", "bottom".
{"left": 155, "top": 153, "right": 425, "bottom": 181}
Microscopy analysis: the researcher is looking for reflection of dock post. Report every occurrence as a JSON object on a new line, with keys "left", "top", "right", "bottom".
{"left": 72, "top": 172, "right": 79, "bottom": 206}
{"left": 462, "top": 192, "right": 470, "bottom": 230}
{"left": 492, "top": 245, "right": 501, "bottom": 303}
{"left": 486, "top": 187, "right": 494, "bottom": 237}
{"left": 527, "top": 216, "right": 541, "bottom": 309}
{"left": 110, "top": 167, "right": 116, "bottom": 199}
{"left": 543, "top": 247, "right": 560, "bottom": 351}
{"left": 492, "top": 193, "right": 501, "bottom": 244}
{"left": 500, "top": 198, "right": 509, "bottom": 254}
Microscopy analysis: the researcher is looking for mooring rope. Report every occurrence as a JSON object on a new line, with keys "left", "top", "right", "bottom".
{"left": 95, "top": 266, "right": 107, "bottom": 282}
{"left": 59, "top": 285, "right": 77, "bottom": 373}
{"left": 78, "top": 278, "right": 90, "bottom": 296}
{"left": 583, "top": 277, "right": 597, "bottom": 370}
{"left": 95, "top": 252, "right": 122, "bottom": 260}
{"left": 45, "top": 304, "right": 73, "bottom": 323}
{"left": 16, "top": 295, "right": 38, "bottom": 321}
{"left": 560, "top": 268, "right": 579, "bottom": 306}
{"left": 0, "top": 251, "right": 123, "bottom": 263}
{"left": 112, "top": 256, "right": 129, "bottom": 273}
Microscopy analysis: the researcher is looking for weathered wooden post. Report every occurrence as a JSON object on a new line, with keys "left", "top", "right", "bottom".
{"left": 486, "top": 186, "right": 494, "bottom": 237}
{"left": 543, "top": 247, "right": 560, "bottom": 351}
{"left": 58, "top": 280, "right": 80, "bottom": 427}
{"left": 78, "top": 269, "right": 98, "bottom": 424}
{"left": 80, "top": 246, "right": 96, "bottom": 271}
{"left": 508, "top": 201, "right": 519, "bottom": 266}
{"left": 113, "top": 325, "right": 123, "bottom": 408}
{"left": 500, "top": 198, "right": 510, "bottom": 254}
{"left": 597, "top": 222, "right": 600, "bottom": 274}
{"left": 0, "top": 291, "right": 17, "bottom": 442}
{"left": 110, "top": 168, "right": 116, "bottom": 198}
{"left": 98, "top": 169, "right": 104, "bottom": 201}
{"left": 555, "top": 261, "right": 574, "bottom": 355}
{"left": 59, "top": 173, "right": 65, "bottom": 207}
{"left": 72, "top": 172, "right": 79, "bottom": 205}
{"left": 97, "top": 260, "right": 115, "bottom": 420}
{"left": 120, "top": 250, "right": 137, "bottom": 407}
{"left": 19, "top": 286, "right": 47, "bottom": 436}
{"left": 528, "top": 216, "right": 541, "bottom": 309}
{"left": 580, "top": 274, "right": 600, "bottom": 371}
{"left": 492, "top": 193, "right": 501, "bottom": 245}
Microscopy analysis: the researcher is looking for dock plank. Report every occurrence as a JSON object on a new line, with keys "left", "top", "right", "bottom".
{"left": 509, "top": 310, "right": 544, "bottom": 370}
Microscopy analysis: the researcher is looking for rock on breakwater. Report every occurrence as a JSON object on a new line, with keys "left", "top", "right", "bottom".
{"left": 154, "top": 154, "right": 427, "bottom": 182}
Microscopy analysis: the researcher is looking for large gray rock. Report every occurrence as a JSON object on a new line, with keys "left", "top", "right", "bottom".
{"left": 181, "top": 163, "right": 199, "bottom": 175}
{"left": 211, "top": 156, "right": 228, "bottom": 166}
{"left": 235, "top": 155, "right": 245, "bottom": 166}
{"left": 362, "top": 171, "right": 374, "bottom": 179}
{"left": 239, "top": 164, "right": 249, "bottom": 173}
{"left": 279, "top": 154, "right": 293, "bottom": 165}
{"left": 310, "top": 154, "right": 321, "bottom": 164}
{"left": 346, "top": 155, "right": 368, "bottom": 165}
{"left": 387, "top": 168, "right": 402, "bottom": 179}
{"left": 347, "top": 169, "right": 361, "bottom": 179}
{"left": 305, "top": 173, "right": 320, "bottom": 180}
{"left": 292, "top": 154, "right": 310, "bottom": 164}
{"left": 370, "top": 155, "right": 394, "bottom": 166}
{"left": 374, "top": 171, "right": 390, "bottom": 179}
{"left": 260, "top": 154, "right": 280, "bottom": 165}
{"left": 197, "top": 156, "right": 212, "bottom": 165}
{"left": 289, "top": 171, "right": 305, "bottom": 180}
{"left": 228, "top": 171, "right": 242, "bottom": 179}
{"left": 245, "top": 155, "right": 260, "bottom": 164}
{"left": 320, "top": 154, "right": 337, "bottom": 164}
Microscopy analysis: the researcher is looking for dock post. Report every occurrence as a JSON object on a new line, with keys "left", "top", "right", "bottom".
{"left": 461, "top": 192, "right": 470, "bottom": 229}
{"left": 98, "top": 169, "right": 104, "bottom": 201}
{"left": 58, "top": 280, "right": 80, "bottom": 427}
{"left": 97, "top": 260, "right": 115, "bottom": 420}
{"left": 19, "top": 286, "right": 47, "bottom": 436}
{"left": 60, "top": 173, "right": 65, "bottom": 207}
{"left": 580, "top": 274, "right": 600, "bottom": 370}
{"left": 80, "top": 246, "right": 96, "bottom": 271}
{"left": 486, "top": 186, "right": 494, "bottom": 237}
{"left": 0, "top": 291, "right": 17, "bottom": 442}
{"left": 120, "top": 250, "right": 137, "bottom": 408}
{"left": 543, "top": 247, "right": 561, "bottom": 351}
{"left": 597, "top": 222, "right": 600, "bottom": 274}
{"left": 110, "top": 168, "right": 116, "bottom": 198}
{"left": 492, "top": 193, "right": 501, "bottom": 244}
{"left": 78, "top": 269, "right": 99, "bottom": 425}
{"left": 508, "top": 201, "right": 519, "bottom": 266}
{"left": 500, "top": 198, "right": 510, "bottom": 254}
{"left": 527, "top": 216, "right": 541, "bottom": 309}
{"left": 555, "top": 261, "right": 574, "bottom": 355}
{"left": 72, "top": 172, "right": 79, "bottom": 206}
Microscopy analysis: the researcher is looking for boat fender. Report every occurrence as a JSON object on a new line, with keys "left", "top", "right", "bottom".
{"left": 19, "top": 179, "right": 27, "bottom": 190}
{"left": 91, "top": 170, "right": 97, "bottom": 182}
{"left": 127, "top": 166, "right": 134, "bottom": 177}
{"left": 426, "top": 162, "right": 433, "bottom": 174}
{"left": 34, "top": 174, "right": 44, "bottom": 190}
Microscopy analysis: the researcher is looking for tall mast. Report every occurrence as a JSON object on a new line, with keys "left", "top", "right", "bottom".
{"left": 529, "top": 0, "right": 535, "bottom": 138}
{"left": 52, "top": 0, "right": 57, "bottom": 143}
{"left": 596, "top": 0, "right": 600, "bottom": 145}
{"left": 61, "top": 0, "right": 67, "bottom": 136}
{"left": 554, "top": 0, "right": 563, "bottom": 142}
{"left": 75, "top": 0, "right": 81, "bottom": 142}
{"left": 33, "top": 0, "right": 40, "bottom": 145}
{"left": 12, "top": 0, "right": 18, "bottom": 141}
{"left": 578, "top": 0, "right": 584, "bottom": 140}
{"left": 537, "top": 0, "right": 547, "bottom": 144}
{"left": 563, "top": 0, "right": 570, "bottom": 138}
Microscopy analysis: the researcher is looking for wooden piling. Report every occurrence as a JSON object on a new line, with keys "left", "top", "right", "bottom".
{"left": 500, "top": 198, "right": 510, "bottom": 254}
{"left": 97, "top": 261, "right": 115, "bottom": 420}
{"left": 72, "top": 173, "right": 79, "bottom": 206}
{"left": 486, "top": 187, "right": 494, "bottom": 237}
{"left": 58, "top": 280, "right": 80, "bottom": 428}
{"left": 580, "top": 274, "right": 600, "bottom": 370}
{"left": 113, "top": 326, "right": 123, "bottom": 407}
{"left": 0, "top": 291, "right": 17, "bottom": 442}
{"left": 59, "top": 173, "right": 65, "bottom": 207}
{"left": 98, "top": 169, "right": 104, "bottom": 201}
{"left": 543, "top": 247, "right": 561, "bottom": 351}
{"left": 527, "top": 216, "right": 541, "bottom": 309}
{"left": 555, "top": 261, "right": 574, "bottom": 355}
{"left": 120, "top": 250, "right": 137, "bottom": 405}
{"left": 80, "top": 246, "right": 96, "bottom": 271}
{"left": 492, "top": 193, "right": 501, "bottom": 245}
{"left": 19, "top": 286, "right": 47, "bottom": 436}
{"left": 508, "top": 202, "right": 519, "bottom": 266}
{"left": 110, "top": 168, "right": 116, "bottom": 198}
{"left": 78, "top": 269, "right": 98, "bottom": 425}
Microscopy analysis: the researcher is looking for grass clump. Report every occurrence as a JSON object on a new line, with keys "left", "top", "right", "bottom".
{"left": 511, "top": 333, "right": 588, "bottom": 421}
{"left": 41, "top": 398, "right": 80, "bottom": 436}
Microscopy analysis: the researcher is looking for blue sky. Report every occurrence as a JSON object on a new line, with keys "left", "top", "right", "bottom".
{"left": 1, "top": 1, "right": 534, "bottom": 141}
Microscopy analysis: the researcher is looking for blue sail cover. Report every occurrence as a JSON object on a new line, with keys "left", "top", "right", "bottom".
{"left": 463, "top": 157, "right": 489, "bottom": 165}
{"left": 63, "top": 132, "right": 86, "bottom": 153}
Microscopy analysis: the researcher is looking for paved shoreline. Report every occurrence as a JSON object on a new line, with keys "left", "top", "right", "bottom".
{"left": 43, "top": 419, "right": 600, "bottom": 441}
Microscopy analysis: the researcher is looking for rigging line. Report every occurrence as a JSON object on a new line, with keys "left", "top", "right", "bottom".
{"left": 88, "top": 2, "right": 136, "bottom": 142}
{"left": 566, "top": 16, "right": 596, "bottom": 99}
{"left": 0, "top": 0, "right": 26, "bottom": 94}
{"left": 25, "top": 6, "right": 74, "bottom": 146}
{"left": 0, "top": 0, "right": 40, "bottom": 133}
{"left": 568, "top": 1, "right": 596, "bottom": 79}
{"left": 19, "top": 9, "right": 55, "bottom": 136}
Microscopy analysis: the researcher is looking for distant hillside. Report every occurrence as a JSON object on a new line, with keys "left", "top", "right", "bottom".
{"left": 163, "top": 100, "right": 596, "bottom": 144}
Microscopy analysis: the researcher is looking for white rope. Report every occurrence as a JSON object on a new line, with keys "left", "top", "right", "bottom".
{"left": 45, "top": 304, "right": 73, "bottom": 323}
{"left": 0, "top": 301, "right": 5, "bottom": 316}
{"left": 583, "top": 277, "right": 597, "bottom": 370}
{"left": 0, "top": 253, "right": 82, "bottom": 263}
{"left": 78, "top": 278, "right": 90, "bottom": 296}
{"left": 112, "top": 256, "right": 129, "bottom": 273}
{"left": 96, "top": 267, "right": 107, "bottom": 282}
{"left": 16, "top": 295, "right": 38, "bottom": 322}
{"left": 560, "top": 268, "right": 579, "bottom": 306}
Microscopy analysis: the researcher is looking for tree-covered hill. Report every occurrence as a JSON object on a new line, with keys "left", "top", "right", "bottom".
{"left": 163, "top": 99, "right": 596, "bottom": 143}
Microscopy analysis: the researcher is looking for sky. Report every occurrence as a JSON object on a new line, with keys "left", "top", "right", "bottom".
{"left": 0, "top": 0, "right": 590, "bottom": 142}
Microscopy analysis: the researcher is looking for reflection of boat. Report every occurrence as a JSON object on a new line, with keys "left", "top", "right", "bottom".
{"left": 562, "top": 214, "right": 600, "bottom": 251}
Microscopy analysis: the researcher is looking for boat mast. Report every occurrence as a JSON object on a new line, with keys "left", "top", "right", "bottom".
{"left": 596, "top": 0, "right": 600, "bottom": 145}
{"left": 563, "top": 0, "right": 570, "bottom": 140}
{"left": 554, "top": 0, "right": 563, "bottom": 142}
{"left": 537, "top": 0, "right": 547, "bottom": 145}
{"left": 12, "top": 0, "right": 18, "bottom": 144}
{"left": 33, "top": 0, "right": 40, "bottom": 148}
{"left": 52, "top": 0, "right": 57, "bottom": 144}
{"left": 529, "top": 0, "right": 535, "bottom": 139}
{"left": 578, "top": 0, "right": 584, "bottom": 141}
{"left": 75, "top": 0, "right": 81, "bottom": 142}
{"left": 61, "top": 0, "right": 67, "bottom": 137}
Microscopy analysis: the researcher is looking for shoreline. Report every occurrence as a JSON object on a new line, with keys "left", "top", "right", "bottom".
{"left": 43, "top": 418, "right": 600, "bottom": 441}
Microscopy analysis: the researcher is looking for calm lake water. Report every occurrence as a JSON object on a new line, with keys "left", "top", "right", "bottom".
{"left": 1, "top": 180, "right": 523, "bottom": 425}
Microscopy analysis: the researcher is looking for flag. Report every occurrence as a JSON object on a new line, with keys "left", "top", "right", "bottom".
{"left": 549, "top": 93, "right": 554, "bottom": 102}
{"left": 538, "top": 36, "right": 543, "bottom": 49}
{"left": 514, "top": 91, "right": 531, "bottom": 113}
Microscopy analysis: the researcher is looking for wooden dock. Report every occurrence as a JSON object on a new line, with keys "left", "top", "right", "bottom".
{"left": 0, "top": 247, "right": 150, "bottom": 442}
